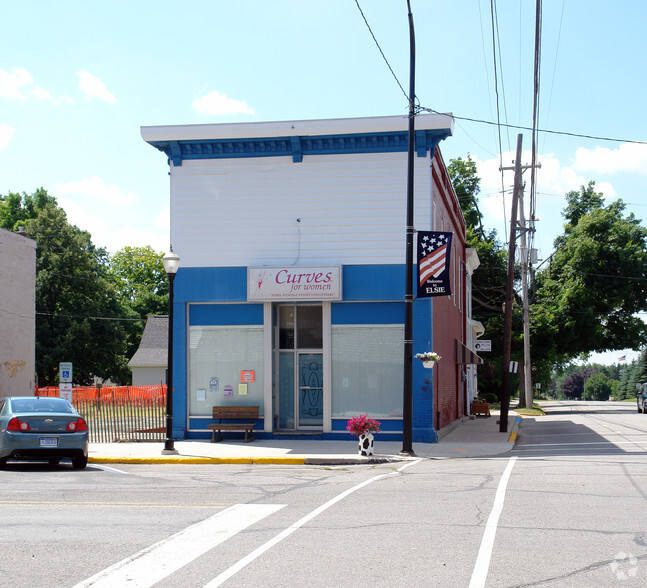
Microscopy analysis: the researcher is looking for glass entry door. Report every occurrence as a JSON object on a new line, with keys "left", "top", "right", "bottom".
{"left": 298, "top": 353, "right": 323, "bottom": 427}
{"left": 277, "top": 305, "right": 323, "bottom": 430}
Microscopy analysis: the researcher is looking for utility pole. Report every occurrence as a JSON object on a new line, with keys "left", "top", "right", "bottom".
{"left": 500, "top": 136, "right": 541, "bottom": 429}
{"left": 499, "top": 134, "right": 523, "bottom": 433}
{"left": 518, "top": 183, "right": 533, "bottom": 410}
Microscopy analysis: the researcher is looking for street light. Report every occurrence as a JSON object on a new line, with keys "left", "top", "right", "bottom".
{"left": 162, "top": 250, "right": 180, "bottom": 454}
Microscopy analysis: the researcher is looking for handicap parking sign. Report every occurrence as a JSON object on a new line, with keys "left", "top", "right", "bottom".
{"left": 59, "top": 362, "right": 73, "bottom": 383}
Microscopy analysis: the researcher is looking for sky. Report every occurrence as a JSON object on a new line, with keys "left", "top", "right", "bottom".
{"left": 2, "top": 0, "right": 646, "bottom": 365}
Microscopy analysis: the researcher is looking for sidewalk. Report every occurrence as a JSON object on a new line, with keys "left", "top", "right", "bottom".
{"left": 89, "top": 411, "right": 521, "bottom": 466}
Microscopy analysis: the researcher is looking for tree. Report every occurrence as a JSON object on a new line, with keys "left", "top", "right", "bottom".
{"left": 448, "top": 155, "right": 485, "bottom": 236}
{"left": 0, "top": 188, "right": 57, "bottom": 230}
{"left": 616, "top": 361, "right": 634, "bottom": 400}
{"left": 532, "top": 182, "right": 647, "bottom": 365}
{"left": 561, "top": 367, "right": 596, "bottom": 399}
{"left": 2, "top": 189, "right": 135, "bottom": 385}
{"left": 108, "top": 246, "right": 168, "bottom": 361}
{"left": 583, "top": 372, "right": 615, "bottom": 401}
{"left": 448, "top": 156, "right": 517, "bottom": 399}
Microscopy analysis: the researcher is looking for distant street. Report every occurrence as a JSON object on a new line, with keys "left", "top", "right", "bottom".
{"left": 0, "top": 400, "right": 645, "bottom": 587}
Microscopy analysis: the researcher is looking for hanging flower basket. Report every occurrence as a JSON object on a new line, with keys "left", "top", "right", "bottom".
{"left": 415, "top": 352, "right": 441, "bottom": 368}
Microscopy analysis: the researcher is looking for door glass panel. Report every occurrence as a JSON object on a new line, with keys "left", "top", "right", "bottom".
{"left": 298, "top": 353, "right": 323, "bottom": 427}
{"left": 279, "top": 306, "right": 295, "bottom": 349}
{"left": 278, "top": 352, "right": 295, "bottom": 428}
{"left": 297, "top": 306, "right": 322, "bottom": 349}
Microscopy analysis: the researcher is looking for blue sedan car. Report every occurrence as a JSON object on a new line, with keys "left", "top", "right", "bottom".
{"left": 0, "top": 396, "right": 88, "bottom": 469}
{"left": 638, "top": 384, "right": 647, "bottom": 413}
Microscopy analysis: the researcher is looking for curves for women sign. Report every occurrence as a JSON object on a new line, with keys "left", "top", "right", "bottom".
{"left": 248, "top": 266, "right": 342, "bottom": 301}
{"left": 417, "top": 231, "right": 453, "bottom": 298}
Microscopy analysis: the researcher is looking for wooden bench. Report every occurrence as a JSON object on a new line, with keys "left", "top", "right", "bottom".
{"left": 207, "top": 406, "right": 259, "bottom": 443}
{"left": 471, "top": 402, "right": 491, "bottom": 417}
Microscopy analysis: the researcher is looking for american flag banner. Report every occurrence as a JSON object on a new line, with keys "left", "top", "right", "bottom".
{"left": 417, "top": 231, "right": 453, "bottom": 298}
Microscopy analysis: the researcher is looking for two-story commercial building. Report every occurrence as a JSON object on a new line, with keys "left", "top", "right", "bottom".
{"left": 142, "top": 114, "right": 481, "bottom": 442}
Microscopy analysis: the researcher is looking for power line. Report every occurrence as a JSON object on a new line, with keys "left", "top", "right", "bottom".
{"left": 37, "top": 311, "right": 145, "bottom": 322}
{"left": 489, "top": 0, "right": 509, "bottom": 243}
{"left": 354, "top": 0, "right": 409, "bottom": 102}
{"left": 423, "top": 108, "right": 647, "bottom": 145}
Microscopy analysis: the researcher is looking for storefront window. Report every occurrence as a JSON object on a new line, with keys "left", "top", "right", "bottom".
{"left": 188, "top": 326, "right": 264, "bottom": 416}
{"left": 331, "top": 325, "right": 403, "bottom": 418}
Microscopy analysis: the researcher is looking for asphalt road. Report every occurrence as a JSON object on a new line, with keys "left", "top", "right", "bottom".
{"left": 0, "top": 400, "right": 645, "bottom": 587}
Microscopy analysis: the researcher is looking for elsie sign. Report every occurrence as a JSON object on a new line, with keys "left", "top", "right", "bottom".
{"left": 248, "top": 266, "right": 342, "bottom": 301}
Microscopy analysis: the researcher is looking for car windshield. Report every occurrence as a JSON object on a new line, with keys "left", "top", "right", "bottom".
{"left": 10, "top": 397, "right": 75, "bottom": 414}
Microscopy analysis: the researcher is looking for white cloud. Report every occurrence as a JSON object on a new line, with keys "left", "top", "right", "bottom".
{"left": 0, "top": 67, "right": 34, "bottom": 99}
{"left": 573, "top": 143, "right": 647, "bottom": 176}
{"left": 155, "top": 206, "right": 170, "bottom": 230}
{"left": 59, "top": 198, "right": 168, "bottom": 254}
{"left": 475, "top": 150, "right": 602, "bottom": 223}
{"left": 77, "top": 70, "right": 118, "bottom": 103}
{"left": 471, "top": 149, "right": 622, "bottom": 258}
{"left": 192, "top": 90, "right": 254, "bottom": 115}
{"left": 0, "top": 123, "right": 14, "bottom": 148}
{"left": 31, "top": 86, "right": 52, "bottom": 100}
{"left": 56, "top": 176, "right": 138, "bottom": 206}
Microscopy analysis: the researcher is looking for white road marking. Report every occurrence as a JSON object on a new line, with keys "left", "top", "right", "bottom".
{"left": 73, "top": 503, "right": 285, "bottom": 588}
{"left": 91, "top": 464, "right": 128, "bottom": 474}
{"left": 517, "top": 441, "right": 642, "bottom": 447}
{"left": 469, "top": 456, "right": 517, "bottom": 588}
{"left": 204, "top": 459, "right": 422, "bottom": 587}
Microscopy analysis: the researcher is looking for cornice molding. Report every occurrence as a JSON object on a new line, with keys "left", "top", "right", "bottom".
{"left": 147, "top": 128, "right": 451, "bottom": 166}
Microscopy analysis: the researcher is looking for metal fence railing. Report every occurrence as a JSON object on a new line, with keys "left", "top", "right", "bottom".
{"left": 35, "top": 385, "right": 166, "bottom": 443}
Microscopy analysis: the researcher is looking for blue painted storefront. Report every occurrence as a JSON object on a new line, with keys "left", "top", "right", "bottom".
{"left": 170, "top": 264, "right": 437, "bottom": 443}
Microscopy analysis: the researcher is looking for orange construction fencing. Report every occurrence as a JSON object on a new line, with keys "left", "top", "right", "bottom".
{"left": 35, "top": 385, "right": 167, "bottom": 442}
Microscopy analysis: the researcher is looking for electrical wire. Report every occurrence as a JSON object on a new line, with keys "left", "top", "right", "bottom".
{"left": 529, "top": 0, "right": 542, "bottom": 258}
{"left": 420, "top": 107, "right": 647, "bottom": 145}
{"left": 542, "top": 0, "right": 566, "bottom": 154}
{"left": 36, "top": 311, "right": 146, "bottom": 322}
{"left": 489, "top": 0, "right": 509, "bottom": 243}
{"left": 354, "top": 0, "right": 409, "bottom": 102}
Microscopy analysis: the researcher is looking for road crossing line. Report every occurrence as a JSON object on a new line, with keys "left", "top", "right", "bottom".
{"left": 204, "top": 459, "right": 422, "bottom": 587}
{"left": 469, "top": 456, "right": 518, "bottom": 588}
{"left": 72, "top": 503, "right": 285, "bottom": 588}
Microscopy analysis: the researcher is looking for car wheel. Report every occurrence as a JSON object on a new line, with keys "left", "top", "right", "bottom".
{"left": 72, "top": 455, "right": 88, "bottom": 470}
{"left": 49, "top": 458, "right": 60, "bottom": 465}
{"left": 0, "top": 457, "right": 6, "bottom": 469}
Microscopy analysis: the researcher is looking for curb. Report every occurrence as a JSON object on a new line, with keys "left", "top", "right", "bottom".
{"left": 89, "top": 456, "right": 306, "bottom": 465}
{"left": 507, "top": 415, "right": 522, "bottom": 444}
{"left": 88, "top": 455, "right": 408, "bottom": 466}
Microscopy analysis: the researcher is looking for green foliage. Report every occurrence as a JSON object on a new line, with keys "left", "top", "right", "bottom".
{"left": 583, "top": 372, "right": 616, "bottom": 400}
{"left": 1, "top": 188, "right": 143, "bottom": 385}
{"left": 449, "top": 158, "right": 519, "bottom": 398}
{"left": 616, "top": 362, "right": 634, "bottom": 400}
{"left": 107, "top": 246, "right": 169, "bottom": 361}
{"left": 477, "top": 392, "right": 499, "bottom": 404}
{"left": 0, "top": 188, "right": 57, "bottom": 229}
{"left": 449, "top": 159, "right": 647, "bottom": 399}
{"left": 532, "top": 182, "right": 647, "bottom": 363}
{"left": 448, "top": 155, "right": 484, "bottom": 235}
{"left": 23, "top": 197, "right": 135, "bottom": 384}
{"left": 109, "top": 246, "right": 168, "bottom": 302}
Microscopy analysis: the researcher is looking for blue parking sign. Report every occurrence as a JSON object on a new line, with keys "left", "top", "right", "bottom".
{"left": 59, "top": 362, "right": 73, "bottom": 383}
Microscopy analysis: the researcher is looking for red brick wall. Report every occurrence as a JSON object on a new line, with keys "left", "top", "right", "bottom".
{"left": 431, "top": 149, "right": 466, "bottom": 430}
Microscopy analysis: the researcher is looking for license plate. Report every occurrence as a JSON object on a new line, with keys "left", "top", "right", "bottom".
{"left": 39, "top": 437, "right": 59, "bottom": 447}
